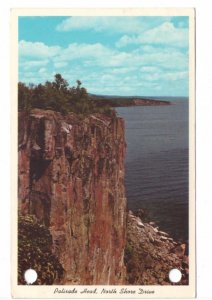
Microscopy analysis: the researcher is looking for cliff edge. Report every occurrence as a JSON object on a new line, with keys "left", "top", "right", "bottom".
{"left": 18, "top": 109, "right": 127, "bottom": 284}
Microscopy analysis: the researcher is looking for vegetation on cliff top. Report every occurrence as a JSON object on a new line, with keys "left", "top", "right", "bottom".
{"left": 18, "top": 214, "right": 64, "bottom": 285}
{"left": 18, "top": 74, "right": 116, "bottom": 116}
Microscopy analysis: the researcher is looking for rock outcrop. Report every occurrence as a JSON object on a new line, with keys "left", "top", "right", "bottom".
{"left": 18, "top": 109, "right": 127, "bottom": 284}
{"left": 125, "top": 211, "right": 189, "bottom": 285}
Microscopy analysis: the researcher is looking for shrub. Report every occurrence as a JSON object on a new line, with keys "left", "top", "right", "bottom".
{"left": 18, "top": 214, "right": 64, "bottom": 285}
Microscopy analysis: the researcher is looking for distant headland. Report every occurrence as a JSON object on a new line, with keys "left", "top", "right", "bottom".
{"left": 89, "top": 94, "right": 172, "bottom": 107}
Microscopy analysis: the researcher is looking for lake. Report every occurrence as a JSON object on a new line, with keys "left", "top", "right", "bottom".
{"left": 116, "top": 100, "right": 188, "bottom": 241}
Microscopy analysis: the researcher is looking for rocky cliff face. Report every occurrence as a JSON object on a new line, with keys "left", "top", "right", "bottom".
{"left": 18, "top": 109, "right": 127, "bottom": 284}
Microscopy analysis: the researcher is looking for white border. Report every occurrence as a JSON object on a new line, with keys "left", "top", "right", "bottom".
{"left": 3, "top": 1, "right": 212, "bottom": 299}
{"left": 10, "top": 7, "right": 195, "bottom": 299}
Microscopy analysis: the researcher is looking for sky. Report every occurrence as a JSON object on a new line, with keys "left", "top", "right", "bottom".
{"left": 18, "top": 16, "right": 189, "bottom": 97}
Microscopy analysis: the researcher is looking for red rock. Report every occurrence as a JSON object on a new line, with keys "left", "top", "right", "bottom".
{"left": 18, "top": 109, "right": 127, "bottom": 284}
{"left": 182, "top": 255, "right": 189, "bottom": 266}
{"left": 171, "top": 244, "right": 186, "bottom": 258}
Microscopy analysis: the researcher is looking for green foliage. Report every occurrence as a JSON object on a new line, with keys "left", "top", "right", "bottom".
{"left": 91, "top": 96, "right": 134, "bottom": 107}
{"left": 18, "top": 74, "right": 116, "bottom": 116}
{"left": 18, "top": 82, "right": 33, "bottom": 112}
{"left": 124, "top": 242, "right": 134, "bottom": 262}
{"left": 124, "top": 240, "right": 146, "bottom": 284}
{"left": 18, "top": 214, "right": 64, "bottom": 285}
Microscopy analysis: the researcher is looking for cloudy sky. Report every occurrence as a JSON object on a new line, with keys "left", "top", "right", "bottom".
{"left": 19, "top": 16, "right": 189, "bottom": 96}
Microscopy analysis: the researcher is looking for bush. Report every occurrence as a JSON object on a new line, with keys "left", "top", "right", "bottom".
{"left": 18, "top": 214, "right": 64, "bottom": 285}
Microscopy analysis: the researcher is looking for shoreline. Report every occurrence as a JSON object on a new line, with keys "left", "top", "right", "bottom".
{"left": 125, "top": 210, "right": 189, "bottom": 285}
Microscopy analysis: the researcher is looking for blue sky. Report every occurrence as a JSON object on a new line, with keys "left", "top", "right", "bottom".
{"left": 19, "top": 16, "right": 189, "bottom": 96}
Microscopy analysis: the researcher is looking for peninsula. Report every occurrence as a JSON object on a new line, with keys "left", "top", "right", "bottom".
{"left": 90, "top": 94, "right": 171, "bottom": 107}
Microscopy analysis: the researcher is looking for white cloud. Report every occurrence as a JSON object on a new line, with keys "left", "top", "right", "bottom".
{"left": 54, "top": 42, "right": 187, "bottom": 71}
{"left": 142, "top": 71, "right": 188, "bottom": 82}
{"left": 142, "top": 22, "right": 188, "bottom": 47}
{"left": 19, "top": 39, "right": 188, "bottom": 96}
{"left": 19, "top": 40, "right": 188, "bottom": 74}
{"left": 133, "top": 46, "right": 188, "bottom": 71}
{"left": 54, "top": 43, "right": 111, "bottom": 62}
{"left": 38, "top": 68, "right": 46, "bottom": 74}
{"left": 116, "top": 35, "right": 134, "bottom": 48}
{"left": 54, "top": 62, "right": 68, "bottom": 68}
{"left": 56, "top": 17, "right": 146, "bottom": 34}
{"left": 116, "top": 35, "right": 133, "bottom": 48}
{"left": 140, "top": 66, "right": 160, "bottom": 73}
{"left": 53, "top": 43, "right": 134, "bottom": 69}
{"left": 116, "top": 22, "right": 188, "bottom": 48}
{"left": 20, "top": 59, "right": 49, "bottom": 70}
{"left": 19, "top": 40, "right": 61, "bottom": 58}
{"left": 141, "top": 45, "right": 160, "bottom": 53}
{"left": 110, "top": 67, "right": 136, "bottom": 74}
{"left": 166, "top": 71, "right": 188, "bottom": 81}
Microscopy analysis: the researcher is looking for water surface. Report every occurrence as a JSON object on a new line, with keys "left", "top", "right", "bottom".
{"left": 116, "top": 100, "right": 188, "bottom": 241}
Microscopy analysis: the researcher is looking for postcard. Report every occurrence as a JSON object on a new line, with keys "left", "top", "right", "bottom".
{"left": 11, "top": 8, "right": 195, "bottom": 298}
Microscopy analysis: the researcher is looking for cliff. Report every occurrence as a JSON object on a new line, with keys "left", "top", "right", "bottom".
{"left": 18, "top": 109, "right": 127, "bottom": 284}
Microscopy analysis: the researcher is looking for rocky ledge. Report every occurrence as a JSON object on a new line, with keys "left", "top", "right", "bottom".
{"left": 125, "top": 210, "right": 189, "bottom": 285}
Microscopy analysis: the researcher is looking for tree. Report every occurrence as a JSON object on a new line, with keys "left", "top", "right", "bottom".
{"left": 53, "top": 74, "right": 69, "bottom": 91}
{"left": 18, "top": 74, "right": 116, "bottom": 116}
{"left": 76, "top": 80, "right": 82, "bottom": 90}
{"left": 18, "top": 82, "right": 33, "bottom": 112}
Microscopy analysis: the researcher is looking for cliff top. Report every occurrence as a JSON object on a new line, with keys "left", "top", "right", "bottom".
{"left": 20, "top": 108, "right": 121, "bottom": 125}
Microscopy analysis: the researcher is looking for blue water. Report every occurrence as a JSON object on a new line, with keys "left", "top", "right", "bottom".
{"left": 116, "top": 100, "right": 188, "bottom": 241}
